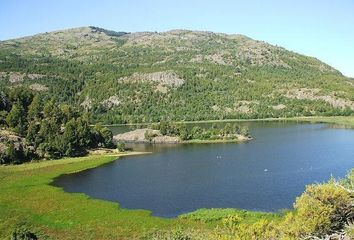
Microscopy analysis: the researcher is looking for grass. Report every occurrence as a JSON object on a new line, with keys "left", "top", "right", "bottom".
{"left": 179, "top": 208, "right": 281, "bottom": 224}
{"left": 290, "top": 116, "right": 354, "bottom": 128}
{"left": 0, "top": 153, "right": 209, "bottom": 239}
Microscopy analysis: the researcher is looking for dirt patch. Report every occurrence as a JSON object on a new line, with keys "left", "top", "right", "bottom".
{"left": 211, "top": 105, "right": 220, "bottom": 111}
{"left": 27, "top": 73, "right": 46, "bottom": 80}
{"left": 2, "top": 72, "right": 47, "bottom": 83}
{"left": 102, "top": 95, "right": 121, "bottom": 109}
{"left": 234, "top": 100, "right": 259, "bottom": 113}
{"left": 0, "top": 72, "right": 7, "bottom": 80}
{"left": 29, "top": 83, "right": 49, "bottom": 91}
{"left": 190, "top": 53, "right": 232, "bottom": 66}
{"left": 236, "top": 105, "right": 251, "bottom": 113}
{"left": 155, "top": 84, "right": 168, "bottom": 93}
{"left": 9, "top": 73, "right": 25, "bottom": 83}
{"left": 272, "top": 104, "right": 286, "bottom": 110}
{"left": 80, "top": 96, "right": 92, "bottom": 110}
{"left": 205, "top": 53, "right": 232, "bottom": 66}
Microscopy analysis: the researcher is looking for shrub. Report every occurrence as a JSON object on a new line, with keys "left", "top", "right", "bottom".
{"left": 288, "top": 183, "right": 352, "bottom": 237}
{"left": 117, "top": 141, "right": 126, "bottom": 152}
{"left": 11, "top": 226, "right": 38, "bottom": 240}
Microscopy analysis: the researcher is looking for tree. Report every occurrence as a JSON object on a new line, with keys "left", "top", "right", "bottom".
{"left": 240, "top": 126, "right": 250, "bottom": 137}
{"left": 6, "top": 142, "right": 17, "bottom": 163}
{"left": 26, "top": 121, "right": 40, "bottom": 147}
{"left": 5, "top": 142, "right": 25, "bottom": 164}
{"left": 27, "top": 95, "right": 42, "bottom": 121}
{"left": 0, "top": 91, "right": 10, "bottom": 111}
{"left": 159, "top": 120, "right": 169, "bottom": 135}
{"left": 0, "top": 110, "right": 8, "bottom": 126}
{"left": 117, "top": 142, "right": 126, "bottom": 152}
{"left": 178, "top": 124, "right": 190, "bottom": 140}
{"left": 98, "top": 126, "right": 113, "bottom": 148}
{"left": 6, "top": 102, "right": 27, "bottom": 135}
{"left": 8, "top": 87, "right": 33, "bottom": 109}
{"left": 92, "top": 124, "right": 114, "bottom": 148}
{"left": 223, "top": 123, "right": 232, "bottom": 135}
{"left": 61, "top": 119, "right": 79, "bottom": 156}
{"left": 191, "top": 126, "right": 203, "bottom": 139}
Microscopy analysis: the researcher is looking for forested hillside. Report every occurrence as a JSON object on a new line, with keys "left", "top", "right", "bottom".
{"left": 0, "top": 87, "right": 114, "bottom": 164}
{"left": 1, "top": 26, "right": 354, "bottom": 124}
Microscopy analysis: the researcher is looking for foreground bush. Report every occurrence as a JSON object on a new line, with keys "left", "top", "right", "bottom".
{"left": 290, "top": 183, "right": 352, "bottom": 237}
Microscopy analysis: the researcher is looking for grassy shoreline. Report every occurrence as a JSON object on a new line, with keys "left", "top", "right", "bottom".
{"left": 0, "top": 152, "right": 209, "bottom": 239}
{"left": 102, "top": 116, "right": 354, "bottom": 127}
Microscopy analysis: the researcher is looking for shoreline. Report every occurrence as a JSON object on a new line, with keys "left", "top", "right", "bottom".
{"left": 101, "top": 116, "right": 354, "bottom": 128}
{"left": 113, "top": 128, "right": 252, "bottom": 145}
{"left": 181, "top": 137, "right": 252, "bottom": 144}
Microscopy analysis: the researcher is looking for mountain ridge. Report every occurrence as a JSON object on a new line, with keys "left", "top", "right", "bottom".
{"left": 0, "top": 26, "right": 353, "bottom": 123}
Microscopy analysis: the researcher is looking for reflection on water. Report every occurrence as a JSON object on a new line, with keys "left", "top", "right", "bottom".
{"left": 54, "top": 122, "right": 354, "bottom": 217}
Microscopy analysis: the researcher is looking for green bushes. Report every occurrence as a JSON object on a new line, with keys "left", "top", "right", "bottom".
{"left": 150, "top": 121, "right": 250, "bottom": 141}
{"left": 291, "top": 183, "right": 352, "bottom": 236}
{"left": 11, "top": 226, "right": 38, "bottom": 240}
{"left": 116, "top": 141, "right": 126, "bottom": 152}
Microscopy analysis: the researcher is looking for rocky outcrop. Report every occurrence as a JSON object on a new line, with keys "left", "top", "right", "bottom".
{"left": 119, "top": 71, "right": 185, "bottom": 87}
{"left": 113, "top": 128, "right": 180, "bottom": 143}
{"left": 0, "top": 129, "right": 37, "bottom": 164}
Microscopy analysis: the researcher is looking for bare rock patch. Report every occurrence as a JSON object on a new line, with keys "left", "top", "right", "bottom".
{"left": 120, "top": 71, "right": 185, "bottom": 87}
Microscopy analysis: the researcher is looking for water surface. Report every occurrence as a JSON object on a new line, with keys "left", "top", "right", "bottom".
{"left": 53, "top": 122, "right": 354, "bottom": 217}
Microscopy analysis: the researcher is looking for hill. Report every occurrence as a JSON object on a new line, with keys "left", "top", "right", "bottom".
{"left": 1, "top": 26, "right": 354, "bottom": 123}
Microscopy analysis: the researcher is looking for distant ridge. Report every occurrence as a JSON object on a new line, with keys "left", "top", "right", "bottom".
{"left": 0, "top": 26, "right": 353, "bottom": 124}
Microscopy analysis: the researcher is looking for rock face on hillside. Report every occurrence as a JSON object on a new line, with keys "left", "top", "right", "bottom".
{"left": 0, "top": 26, "right": 353, "bottom": 123}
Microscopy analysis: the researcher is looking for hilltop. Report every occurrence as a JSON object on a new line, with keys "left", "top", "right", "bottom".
{"left": 1, "top": 26, "right": 353, "bottom": 123}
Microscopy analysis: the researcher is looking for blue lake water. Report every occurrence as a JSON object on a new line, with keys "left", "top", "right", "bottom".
{"left": 53, "top": 122, "right": 354, "bottom": 217}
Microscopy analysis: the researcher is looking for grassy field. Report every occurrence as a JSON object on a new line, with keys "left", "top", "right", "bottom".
{"left": 1, "top": 116, "right": 353, "bottom": 239}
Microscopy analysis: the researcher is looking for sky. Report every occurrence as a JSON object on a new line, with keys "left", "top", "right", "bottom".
{"left": 1, "top": 0, "right": 353, "bottom": 77}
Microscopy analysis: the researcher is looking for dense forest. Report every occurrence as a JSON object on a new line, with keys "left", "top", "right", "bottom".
{"left": 0, "top": 87, "right": 114, "bottom": 164}
{"left": 0, "top": 27, "right": 353, "bottom": 124}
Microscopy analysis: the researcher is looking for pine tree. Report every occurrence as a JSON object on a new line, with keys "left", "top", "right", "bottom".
{"left": 6, "top": 102, "right": 27, "bottom": 135}
{"left": 27, "top": 95, "right": 42, "bottom": 121}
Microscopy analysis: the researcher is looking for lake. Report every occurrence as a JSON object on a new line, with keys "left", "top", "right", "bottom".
{"left": 53, "top": 122, "right": 354, "bottom": 217}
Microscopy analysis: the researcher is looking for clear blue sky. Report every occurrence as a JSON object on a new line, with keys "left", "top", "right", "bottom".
{"left": 1, "top": 0, "right": 353, "bottom": 77}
